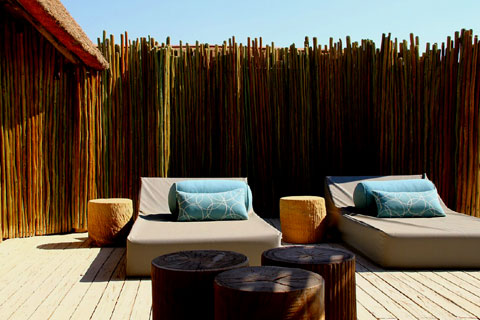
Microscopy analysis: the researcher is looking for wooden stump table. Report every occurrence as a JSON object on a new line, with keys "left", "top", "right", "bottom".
{"left": 151, "top": 250, "right": 249, "bottom": 320}
{"left": 214, "top": 266, "right": 325, "bottom": 320}
{"left": 87, "top": 198, "right": 133, "bottom": 246}
{"left": 280, "top": 196, "right": 327, "bottom": 243}
{"left": 262, "top": 246, "right": 356, "bottom": 320}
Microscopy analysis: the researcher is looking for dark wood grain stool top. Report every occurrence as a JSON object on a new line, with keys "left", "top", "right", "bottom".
{"left": 151, "top": 250, "right": 248, "bottom": 320}
{"left": 262, "top": 246, "right": 356, "bottom": 320}
{"left": 214, "top": 266, "right": 325, "bottom": 320}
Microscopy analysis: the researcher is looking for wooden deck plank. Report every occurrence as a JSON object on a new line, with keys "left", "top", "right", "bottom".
{"left": 357, "top": 262, "right": 437, "bottom": 319}
{"left": 0, "top": 233, "right": 74, "bottom": 257}
{"left": 48, "top": 247, "right": 116, "bottom": 320}
{"left": 461, "top": 271, "right": 480, "bottom": 283}
{"left": 0, "top": 242, "right": 64, "bottom": 297}
{"left": 69, "top": 248, "right": 125, "bottom": 320}
{"left": 432, "top": 272, "right": 480, "bottom": 307}
{"left": 357, "top": 270, "right": 436, "bottom": 319}
{"left": 0, "top": 237, "right": 49, "bottom": 270}
{"left": 270, "top": 217, "right": 282, "bottom": 231}
{"left": 440, "top": 271, "right": 480, "bottom": 294}
{"left": 355, "top": 273, "right": 418, "bottom": 319}
{"left": 355, "top": 258, "right": 457, "bottom": 320}
{"left": 1, "top": 230, "right": 480, "bottom": 320}
{"left": 30, "top": 245, "right": 108, "bottom": 320}
{"left": 355, "top": 285, "right": 396, "bottom": 319}
{"left": 130, "top": 279, "right": 153, "bottom": 320}
{"left": 10, "top": 244, "right": 99, "bottom": 320}
{"left": 26, "top": 251, "right": 98, "bottom": 319}
{"left": 356, "top": 301, "right": 378, "bottom": 320}
{"left": 0, "top": 240, "right": 85, "bottom": 318}
{"left": 0, "top": 233, "right": 79, "bottom": 285}
{"left": 407, "top": 271, "right": 480, "bottom": 317}
{"left": 90, "top": 255, "right": 127, "bottom": 320}
{"left": 110, "top": 278, "right": 141, "bottom": 319}
{"left": 374, "top": 272, "right": 455, "bottom": 319}
{"left": 393, "top": 272, "right": 476, "bottom": 319}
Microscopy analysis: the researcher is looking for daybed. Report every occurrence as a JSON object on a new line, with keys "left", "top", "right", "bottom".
{"left": 325, "top": 175, "right": 480, "bottom": 268}
{"left": 126, "top": 177, "right": 282, "bottom": 276}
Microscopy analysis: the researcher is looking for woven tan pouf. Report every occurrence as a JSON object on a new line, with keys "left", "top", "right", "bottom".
{"left": 88, "top": 198, "right": 133, "bottom": 246}
{"left": 280, "top": 196, "right": 326, "bottom": 243}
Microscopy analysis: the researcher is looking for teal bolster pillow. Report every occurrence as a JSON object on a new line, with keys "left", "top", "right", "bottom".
{"left": 176, "top": 188, "right": 248, "bottom": 221}
{"left": 372, "top": 189, "right": 446, "bottom": 218}
{"left": 168, "top": 180, "right": 253, "bottom": 214}
{"left": 353, "top": 179, "right": 436, "bottom": 209}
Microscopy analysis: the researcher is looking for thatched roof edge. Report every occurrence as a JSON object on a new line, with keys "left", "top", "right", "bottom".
{"left": 16, "top": 0, "right": 108, "bottom": 70}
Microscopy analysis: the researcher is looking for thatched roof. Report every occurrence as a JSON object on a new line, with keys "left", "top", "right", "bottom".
{"left": 6, "top": 0, "right": 108, "bottom": 70}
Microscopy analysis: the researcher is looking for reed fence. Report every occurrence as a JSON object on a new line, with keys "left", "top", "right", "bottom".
{"left": 167, "top": 31, "right": 480, "bottom": 220}
{"left": 1, "top": 16, "right": 479, "bottom": 240}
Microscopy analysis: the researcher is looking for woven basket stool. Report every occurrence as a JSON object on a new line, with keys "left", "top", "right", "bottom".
{"left": 279, "top": 196, "right": 326, "bottom": 243}
{"left": 88, "top": 198, "right": 133, "bottom": 246}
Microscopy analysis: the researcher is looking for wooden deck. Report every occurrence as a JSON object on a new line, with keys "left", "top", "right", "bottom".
{"left": 0, "top": 221, "right": 479, "bottom": 319}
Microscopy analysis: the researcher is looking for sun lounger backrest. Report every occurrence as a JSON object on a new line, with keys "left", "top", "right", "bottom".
{"left": 138, "top": 177, "right": 249, "bottom": 215}
{"left": 325, "top": 175, "right": 424, "bottom": 209}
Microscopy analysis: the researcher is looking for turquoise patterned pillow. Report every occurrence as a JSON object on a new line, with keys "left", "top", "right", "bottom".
{"left": 176, "top": 188, "right": 248, "bottom": 221}
{"left": 354, "top": 179, "right": 436, "bottom": 209}
{"left": 372, "top": 189, "right": 446, "bottom": 218}
{"left": 169, "top": 180, "right": 253, "bottom": 214}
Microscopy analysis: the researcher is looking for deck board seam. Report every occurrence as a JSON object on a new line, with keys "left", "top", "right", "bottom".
{"left": 67, "top": 247, "right": 120, "bottom": 319}
{"left": 0, "top": 239, "right": 85, "bottom": 318}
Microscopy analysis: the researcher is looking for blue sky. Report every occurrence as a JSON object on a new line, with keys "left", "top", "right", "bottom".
{"left": 62, "top": 0, "right": 479, "bottom": 49}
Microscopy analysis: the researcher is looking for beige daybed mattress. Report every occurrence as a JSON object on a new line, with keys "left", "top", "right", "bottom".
{"left": 126, "top": 177, "right": 281, "bottom": 276}
{"left": 325, "top": 175, "right": 480, "bottom": 268}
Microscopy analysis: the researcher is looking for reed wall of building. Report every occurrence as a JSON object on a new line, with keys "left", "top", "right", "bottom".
{"left": 0, "top": 20, "right": 171, "bottom": 240}
{"left": 1, "top": 19, "right": 76, "bottom": 239}
{"left": 1, "top": 19, "right": 479, "bottom": 240}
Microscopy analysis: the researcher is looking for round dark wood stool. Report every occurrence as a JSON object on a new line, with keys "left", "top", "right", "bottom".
{"left": 214, "top": 266, "right": 325, "bottom": 320}
{"left": 262, "top": 246, "right": 356, "bottom": 320}
{"left": 151, "top": 250, "right": 248, "bottom": 320}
